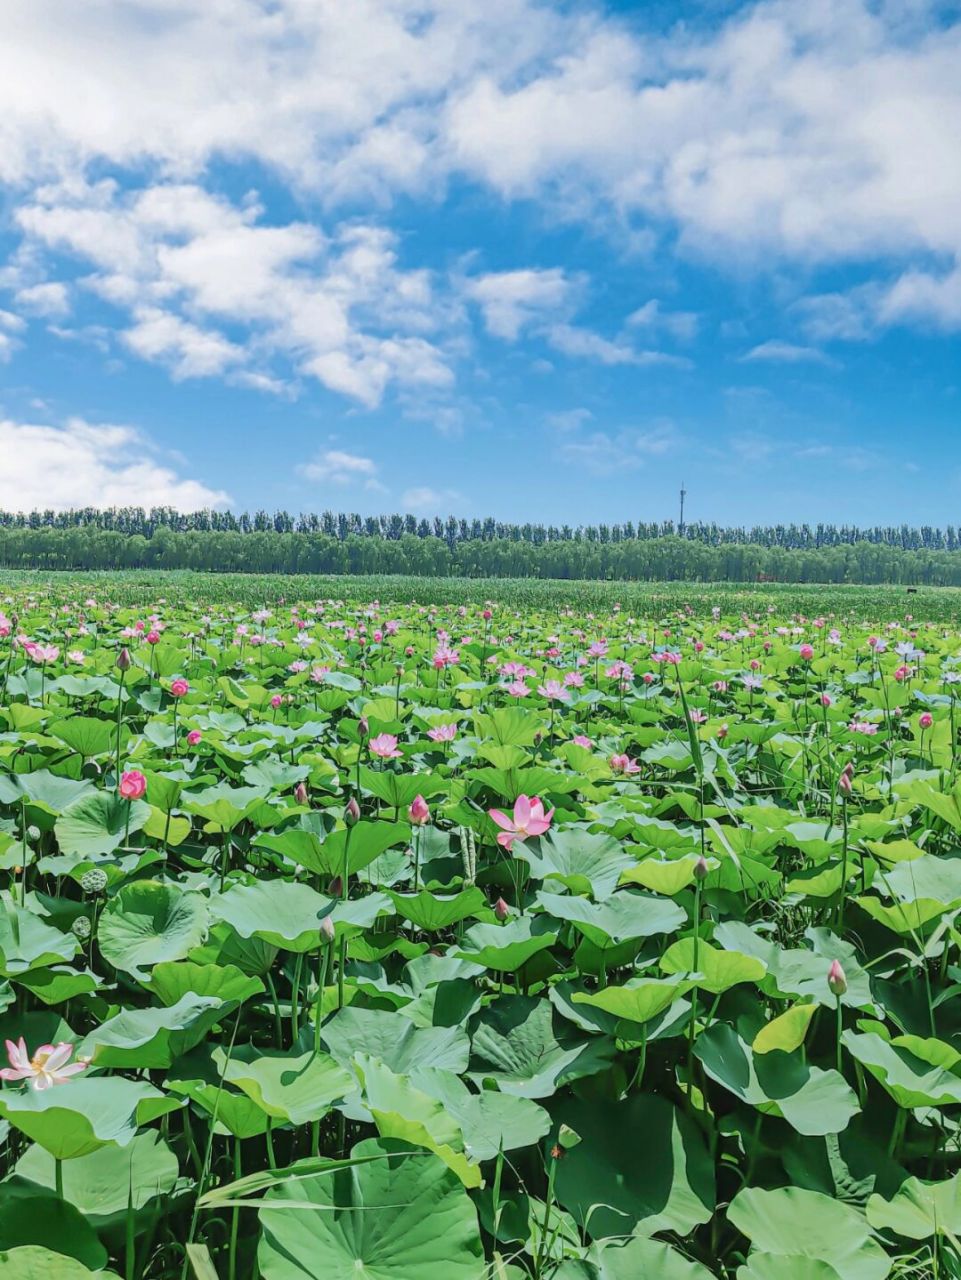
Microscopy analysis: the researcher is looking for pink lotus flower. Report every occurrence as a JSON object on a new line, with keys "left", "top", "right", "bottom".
{"left": 409, "top": 795, "right": 430, "bottom": 825}
{"left": 505, "top": 680, "right": 530, "bottom": 698}
{"left": 538, "top": 680, "right": 570, "bottom": 703}
{"left": 427, "top": 723, "right": 457, "bottom": 743}
{"left": 688, "top": 708, "right": 708, "bottom": 724}
{"left": 369, "top": 733, "right": 402, "bottom": 759}
{"left": 609, "top": 753, "right": 641, "bottom": 775}
{"left": 26, "top": 643, "right": 59, "bottom": 665}
{"left": 146, "top": 630, "right": 161, "bottom": 645}
{"left": 799, "top": 643, "right": 814, "bottom": 660}
{"left": 489, "top": 795, "right": 554, "bottom": 850}
{"left": 170, "top": 677, "right": 189, "bottom": 697}
{"left": 572, "top": 734, "right": 593, "bottom": 748}
{"left": 1, "top": 1038, "right": 87, "bottom": 1090}
{"left": 119, "top": 769, "right": 147, "bottom": 800}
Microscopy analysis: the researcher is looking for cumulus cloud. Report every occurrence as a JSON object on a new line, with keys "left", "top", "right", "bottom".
{"left": 15, "top": 181, "right": 455, "bottom": 406}
{"left": 297, "top": 449, "right": 386, "bottom": 492}
{"left": 463, "top": 268, "right": 575, "bottom": 340}
{"left": 0, "top": 418, "right": 231, "bottom": 510}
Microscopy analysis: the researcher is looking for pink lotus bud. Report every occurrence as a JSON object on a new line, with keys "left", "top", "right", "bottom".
{"left": 838, "top": 764, "right": 853, "bottom": 796}
{"left": 358, "top": 716, "right": 369, "bottom": 738}
{"left": 116, "top": 647, "right": 131, "bottom": 671}
{"left": 294, "top": 781, "right": 309, "bottom": 805}
{"left": 405, "top": 645, "right": 415, "bottom": 657}
{"left": 694, "top": 855, "right": 710, "bottom": 881}
{"left": 146, "top": 630, "right": 161, "bottom": 644}
{"left": 494, "top": 897, "right": 510, "bottom": 921}
{"left": 320, "top": 915, "right": 336, "bottom": 943}
{"left": 119, "top": 769, "right": 147, "bottom": 800}
{"left": 799, "top": 643, "right": 814, "bottom": 660}
{"left": 821, "top": 693, "right": 832, "bottom": 707}
{"left": 170, "top": 677, "right": 189, "bottom": 698}
{"left": 186, "top": 730, "right": 202, "bottom": 747}
{"left": 919, "top": 712, "right": 933, "bottom": 729}
{"left": 409, "top": 795, "right": 430, "bottom": 825}
{"left": 270, "top": 694, "right": 283, "bottom": 709}
{"left": 327, "top": 875, "right": 343, "bottom": 897}
{"left": 482, "top": 609, "right": 493, "bottom": 621}
{"left": 827, "top": 959, "right": 847, "bottom": 996}
{"left": 345, "top": 797, "right": 361, "bottom": 826}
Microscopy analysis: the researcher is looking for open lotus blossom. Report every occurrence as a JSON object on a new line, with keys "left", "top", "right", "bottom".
{"left": 609, "top": 753, "right": 641, "bottom": 774}
{"left": 427, "top": 723, "right": 457, "bottom": 743}
{"left": 489, "top": 795, "right": 554, "bottom": 850}
{"left": 537, "top": 679, "right": 570, "bottom": 702}
{"left": 572, "top": 734, "right": 593, "bottom": 748}
{"left": 369, "top": 732, "right": 403, "bottom": 759}
{"left": 25, "top": 642, "right": 59, "bottom": 664}
{"left": 1, "top": 1038, "right": 87, "bottom": 1090}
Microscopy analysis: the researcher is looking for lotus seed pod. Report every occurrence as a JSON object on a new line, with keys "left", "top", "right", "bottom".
{"left": 26, "top": 825, "right": 41, "bottom": 843}
{"left": 72, "top": 915, "right": 92, "bottom": 940}
{"left": 81, "top": 867, "right": 109, "bottom": 895}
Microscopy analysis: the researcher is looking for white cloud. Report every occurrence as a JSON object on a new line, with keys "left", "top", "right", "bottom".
{"left": 297, "top": 449, "right": 386, "bottom": 492}
{"left": 463, "top": 268, "right": 575, "bottom": 339}
{"left": 0, "top": 417, "right": 231, "bottom": 510}
{"left": 548, "top": 323, "right": 690, "bottom": 368}
{"left": 123, "top": 307, "right": 245, "bottom": 379}
{"left": 401, "top": 486, "right": 464, "bottom": 513}
{"left": 15, "top": 182, "right": 455, "bottom": 407}
{"left": 15, "top": 281, "right": 69, "bottom": 316}
{"left": 741, "top": 339, "right": 839, "bottom": 367}
{"left": 545, "top": 407, "right": 593, "bottom": 432}
{"left": 559, "top": 422, "right": 679, "bottom": 474}
{"left": 627, "top": 299, "right": 699, "bottom": 341}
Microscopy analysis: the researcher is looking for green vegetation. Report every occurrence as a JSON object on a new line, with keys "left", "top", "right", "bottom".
{"left": 5, "top": 510, "right": 961, "bottom": 583}
{"left": 1, "top": 580, "right": 961, "bottom": 1277}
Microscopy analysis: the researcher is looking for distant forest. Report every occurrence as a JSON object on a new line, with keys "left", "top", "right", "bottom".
{"left": 2, "top": 507, "right": 961, "bottom": 584}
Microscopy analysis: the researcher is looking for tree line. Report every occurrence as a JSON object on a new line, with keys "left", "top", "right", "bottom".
{"left": 1, "top": 507, "right": 959, "bottom": 552}
{"left": 3, "top": 523, "right": 961, "bottom": 585}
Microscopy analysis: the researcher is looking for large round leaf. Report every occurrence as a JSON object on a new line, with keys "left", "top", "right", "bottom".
{"left": 554, "top": 1093, "right": 715, "bottom": 1240}
{"left": 0, "top": 1078, "right": 178, "bottom": 1159}
{"left": 55, "top": 792, "right": 151, "bottom": 857}
{"left": 97, "top": 881, "right": 208, "bottom": 979}
{"left": 257, "top": 1138, "right": 485, "bottom": 1279}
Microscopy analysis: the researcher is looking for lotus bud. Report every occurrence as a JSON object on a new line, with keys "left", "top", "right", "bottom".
{"left": 694, "top": 855, "right": 710, "bottom": 881}
{"left": 345, "top": 796, "right": 361, "bottom": 826}
{"left": 557, "top": 1123, "right": 581, "bottom": 1151}
{"left": 328, "top": 875, "right": 343, "bottom": 897}
{"left": 827, "top": 959, "right": 847, "bottom": 996}
{"left": 358, "top": 716, "right": 369, "bottom": 738}
{"left": 116, "top": 646, "right": 131, "bottom": 671}
{"left": 494, "top": 897, "right": 510, "bottom": 921}
{"left": 408, "top": 794, "right": 430, "bottom": 826}
{"left": 294, "top": 781, "right": 309, "bottom": 806}
{"left": 838, "top": 763, "right": 854, "bottom": 796}
{"left": 320, "top": 915, "right": 336, "bottom": 944}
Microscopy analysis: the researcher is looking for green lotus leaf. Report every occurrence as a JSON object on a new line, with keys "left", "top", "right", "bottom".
{"left": 728, "top": 1186, "right": 891, "bottom": 1280}
{"left": 0, "top": 1078, "right": 179, "bottom": 1159}
{"left": 514, "top": 830, "right": 633, "bottom": 898}
{"left": 77, "top": 992, "right": 226, "bottom": 1068}
{"left": 660, "top": 937, "right": 767, "bottom": 994}
{"left": 0, "top": 1247, "right": 119, "bottom": 1279}
{"left": 554, "top": 1092, "right": 714, "bottom": 1240}
{"left": 54, "top": 792, "right": 151, "bottom": 857}
{"left": 866, "top": 1171, "right": 961, "bottom": 1239}
{"left": 468, "top": 996, "right": 615, "bottom": 1098}
{"left": 695, "top": 1024, "right": 859, "bottom": 1135}
{"left": 619, "top": 854, "right": 720, "bottom": 894}
{"left": 842, "top": 1030, "right": 961, "bottom": 1107}
{"left": 454, "top": 917, "right": 557, "bottom": 972}
{"left": 145, "top": 960, "right": 264, "bottom": 1006}
{"left": 215, "top": 1043, "right": 353, "bottom": 1124}
{"left": 15, "top": 1129, "right": 179, "bottom": 1226}
{"left": 98, "top": 881, "right": 208, "bottom": 979}
{"left": 388, "top": 887, "right": 487, "bottom": 932}
{"left": 257, "top": 1138, "right": 484, "bottom": 1280}
{"left": 321, "top": 1007, "right": 469, "bottom": 1075}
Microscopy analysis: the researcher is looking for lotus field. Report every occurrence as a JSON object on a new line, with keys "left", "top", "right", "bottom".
{"left": 3, "top": 586, "right": 961, "bottom": 1280}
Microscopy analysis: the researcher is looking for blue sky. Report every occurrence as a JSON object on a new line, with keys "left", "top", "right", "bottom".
{"left": 0, "top": 0, "right": 959, "bottom": 528}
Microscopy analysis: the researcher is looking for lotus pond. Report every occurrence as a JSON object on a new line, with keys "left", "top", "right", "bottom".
{"left": 1, "top": 587, "right": 961, "bottom": 1278}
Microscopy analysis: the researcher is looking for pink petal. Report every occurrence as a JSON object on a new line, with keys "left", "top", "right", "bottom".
{"left": 52, "top": 1062, "right": 86, "bottom": 1080}
{"left": 513, "top": 795, "right": 532, "bottom": 828}
{"left": 496, "top": 831, "right": 516, "bottom": 850}
{"left": 44, "top": 1043, "right": 73, "bottom": 1072}
{"left": 488, "top": 810, "right": 514, "bottom": 832}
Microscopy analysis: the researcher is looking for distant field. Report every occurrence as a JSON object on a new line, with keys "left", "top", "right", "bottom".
{"left": 3, "top": 568, "right": 958, "bottom": 619}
